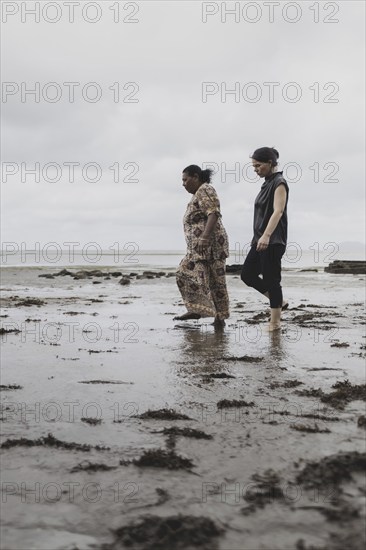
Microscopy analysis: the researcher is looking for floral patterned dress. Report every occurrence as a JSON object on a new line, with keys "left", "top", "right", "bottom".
{"left": 176, "top": 183, "right": 230, "bottom": 320}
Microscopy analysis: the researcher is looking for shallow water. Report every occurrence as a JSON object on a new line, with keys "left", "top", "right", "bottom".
{"left": 0, "top": 269, "right": 365, "bottom": 549}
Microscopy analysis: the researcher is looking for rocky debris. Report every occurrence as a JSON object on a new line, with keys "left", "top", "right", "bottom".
{"left": 0, "top": 384, "right": 23, "bottom": 390}
{"left": 54, "top": 269, "right": 73, "bottom": 276}
{"left": 357, "top": 415, "right": 366, "bottom": 428}
{"left": 1, "top": 433, "right": 110, "bottom": 451}
{"left": 102, "top": 514, "right": 223, "bottom": 550}
{"left": 325, "top": 260, "right": 366, "bottom": 274}
{"left": 36, "top": 268, "right": 178, "bottom": 282}
{"left": 135, "top": 408, "right": 192, "bottom": 421}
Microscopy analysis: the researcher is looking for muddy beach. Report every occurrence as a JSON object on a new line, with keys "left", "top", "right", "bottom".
{"left": 0, "top": 266, "right": 365, "bottom": 550}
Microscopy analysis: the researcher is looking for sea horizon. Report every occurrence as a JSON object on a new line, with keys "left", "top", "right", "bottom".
{"left": 0, "top": 243, "right": 365, "bottom": 270}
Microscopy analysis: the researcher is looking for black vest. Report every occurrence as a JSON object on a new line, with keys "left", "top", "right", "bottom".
{"left": 252, "top": 171, "right": 289, "bottom": 246}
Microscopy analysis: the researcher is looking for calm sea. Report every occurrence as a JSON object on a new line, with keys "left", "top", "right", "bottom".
{"left": 0, "top": 245, "right": 365, "bottom": 270}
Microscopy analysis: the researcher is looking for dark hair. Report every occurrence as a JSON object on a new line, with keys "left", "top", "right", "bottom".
{"left": 251, "top": 147, "right": 279, "bottom": 167}
{"left": 183, "top": 165, "right": 213, "bottom": 183}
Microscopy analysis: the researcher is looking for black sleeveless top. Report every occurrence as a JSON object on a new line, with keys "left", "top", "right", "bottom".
{"left": 251, "top": 171, "right": 289, "bottom": 246}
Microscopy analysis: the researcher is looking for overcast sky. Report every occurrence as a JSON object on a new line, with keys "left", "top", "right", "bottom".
{"left": 1, "top": 0, "right": 365, "bottom": 254}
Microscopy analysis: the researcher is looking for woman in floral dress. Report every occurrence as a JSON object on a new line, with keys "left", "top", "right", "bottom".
{"left": 174, "top": 165, "right": 230, "bottom": 328}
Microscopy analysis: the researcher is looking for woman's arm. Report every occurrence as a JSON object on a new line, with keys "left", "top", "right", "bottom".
{"left": 257, "top": 185, "right": 287, "bottom": 251}
{"left": 197, "top": 213, "right": 219, "bottom": 254}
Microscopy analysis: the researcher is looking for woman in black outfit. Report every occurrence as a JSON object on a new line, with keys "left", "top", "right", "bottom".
{"left": 241, "top": 147, "right": 289, "bottom": 331}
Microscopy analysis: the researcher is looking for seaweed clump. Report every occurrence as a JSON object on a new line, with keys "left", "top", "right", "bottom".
{"left": 161, "top": 427, "right": 213, "bottom": 440}
{"left": 296, "top": 451, "right": 366, "bottom": 497}
{"left": 0, "top": 384, "right": 23, "bottom": 390}
{"left": 217, "top": 399, "right": 255, "bottom": 409}
{"left": 70, "top": 460, "right": 117, "bottom": 473}
{"left": 1, "top": 433, "right": 109, "bottom": 451}
{"left": 241, "top": 469, "right": 285, "bottom": 515}
{"left": 135, "top": 409, "right": 192, "bottom": 420}
{"left": 121, "top": 449, "right": 194, "bottom": 471}
{"left": 103, "top": 514, "right": 223, "bottom": 550}
{"left": 296, "top": 380, "right": 366, "bottom": 410}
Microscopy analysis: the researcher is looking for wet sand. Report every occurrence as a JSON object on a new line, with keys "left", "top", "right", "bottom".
{"left": 0, "top": 267, "right": 365, "bottom": 550}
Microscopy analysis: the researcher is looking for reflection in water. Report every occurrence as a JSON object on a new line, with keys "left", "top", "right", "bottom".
{"left": 268, "top": 329, "right": 287, "bottom": 364}
{"left": 173, "top": 323, "right": 230, "bottom": 374}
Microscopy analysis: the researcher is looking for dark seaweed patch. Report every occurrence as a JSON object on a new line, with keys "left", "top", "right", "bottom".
{"left": 291, "top": 424, "right": 331, "bottom": 434}
{"left": 0, "top": 328, "right": 21, "bottom": 335}
{"left": 1, "top": 433, "right": 110, "bottom": 451}
{"left": 320, "top": 504, "right": 360, "bottom": 522}
{"left": 79, "top": 380, "right": 132, "bottom": 385}
{"left": 217, "top": 399, "right": 255, "bottom": 409}
{"left": 296, "top": 451, "right": 366, "bottom": 495}
{"left": 103, "top": 514, "right": 223, "bottom": 550}
{"left": 121, "top": 449, "right": 194, "bottom": 471}
{"left": 298, "top": 381, "right": 366, "bottom": 409}
{"left": 0, "top": 384, "right": 23, "bottom": 390}
{"left": 70, "top": 460, "right": 117, "bottom": 473}
{"left": 14, "top": 298, "right": 45, "bottom": 307}
{"left": 321, "top": 380, "right": 366, "bottom": 409}
{"left": 201, "top": 373, "right": 235, "bottom": 379}
{"left": 161, "top": 427, "right": 213, "bottom": 440}
{"left": 241, "top": 469, "right": 285, "bottom": 515}
{"left": 270, "top": 379, "right": 303, "bottom": 389}
{"left": 223, "top": 355, "right": 263, "bottom": 363}
{"left": 135, "top": 409, "right": 192, "bottom": 420}
{"left": 330, "top": 342, "right": 350, "bottom": 348}
{"left": 81, "top": 417, "right": 102, "bottom": 426}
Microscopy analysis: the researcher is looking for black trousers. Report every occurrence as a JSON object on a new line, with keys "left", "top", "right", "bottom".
{"left": 241, "top": 244, "right": 286, "bottom": 308}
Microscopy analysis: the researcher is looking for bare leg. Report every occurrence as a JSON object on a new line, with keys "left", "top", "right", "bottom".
{"left": 269, "top": 307, "right": 281, "bottom": 331}
{"left": 213, "top": 316, "right": 226, "bottom": 329}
